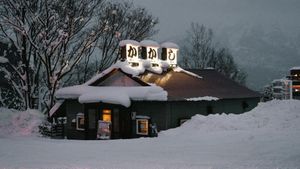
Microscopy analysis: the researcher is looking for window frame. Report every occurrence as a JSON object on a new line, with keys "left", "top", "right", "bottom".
{"left": 76, "top": 113, "right": 85, "bottom": 131}
{"left": 136, "top": 119, "right": 149, "bottom": 136}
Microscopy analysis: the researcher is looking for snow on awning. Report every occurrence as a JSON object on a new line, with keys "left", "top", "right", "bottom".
{"left": 55, "top": 85, "right": 167, "bottom": 107}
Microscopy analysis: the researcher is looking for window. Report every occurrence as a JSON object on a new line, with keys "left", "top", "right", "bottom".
{"left": 102, "top": 109, "right": 112, "bottom": 122}
{"left": 76, "top": 113, "right": 85, "bottom": 131}
{"left": 136, "top": 119, "right": 149, "bottom": 135}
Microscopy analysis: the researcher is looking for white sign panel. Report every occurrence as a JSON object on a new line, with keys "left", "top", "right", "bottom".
{"left": 146, "top": 47, "right": 158, "bottom": 64}
{"left": 126, "top": 44, "right": 139, "bottom": 63}
{"left": 166, "top": 48, "right": 177, "bottom": 65}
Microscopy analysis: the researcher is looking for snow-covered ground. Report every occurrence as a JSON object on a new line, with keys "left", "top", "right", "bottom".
{"left": 0, "top": 100, "right": 300, "bottom": 169}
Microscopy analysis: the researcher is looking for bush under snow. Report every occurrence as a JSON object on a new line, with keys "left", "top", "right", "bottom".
{"left": 0, "top": 108, "right": 44, "bottom": 137}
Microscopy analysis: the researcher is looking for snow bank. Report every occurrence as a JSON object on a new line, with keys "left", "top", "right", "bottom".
{"left": 162, "top": 100, "right": 300, "bottom": 136}
{"left": 0, "top": 108, "right": 44, "bottom": 137}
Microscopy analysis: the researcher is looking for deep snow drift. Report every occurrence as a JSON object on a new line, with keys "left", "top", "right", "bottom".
{"left": 0, "top": 108, "right": 43, "bottom": 137}
{"left": 0, "top": 100, "right": 300, "bottom": 169}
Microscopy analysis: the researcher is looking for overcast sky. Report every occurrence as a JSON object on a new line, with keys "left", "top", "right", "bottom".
{"left": 132, "top": 0, "right": 300, "bottom": 42}
{"left": 131, "top": 0, "right": 300, "bottom": 89}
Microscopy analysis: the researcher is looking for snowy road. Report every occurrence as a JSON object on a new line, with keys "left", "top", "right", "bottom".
{"left": 0, "top": 100, "right": 300, "bottom": 169}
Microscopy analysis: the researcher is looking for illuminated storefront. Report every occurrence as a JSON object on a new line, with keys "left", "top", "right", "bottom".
{"left": 49, "top": 40, "right": 261, "bottom": 140}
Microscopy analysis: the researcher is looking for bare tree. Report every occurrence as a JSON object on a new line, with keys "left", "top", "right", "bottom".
{"left": 0, "top": 0, "right": 105, "bottom": 111}
{"left": 181, "top": 23, "right": 246, "bottom": 84}
{"left": 96, "top": 1, "right": 158, "bottom": 71}
{"left": 65, "top": 1, "right": 159, "bottom": 85}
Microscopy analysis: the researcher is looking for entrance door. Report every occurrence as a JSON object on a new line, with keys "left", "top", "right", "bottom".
{"left": 99, "top": 105, "right": 132, "bottom": 139}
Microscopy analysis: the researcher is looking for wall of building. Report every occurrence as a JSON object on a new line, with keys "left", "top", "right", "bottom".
{"left": 65, "top": 100, "right": 85, "bottom": 139}
{"left": 131, "top": 101, "right": 168, "bottom": 131}
{"left": 61, "top": 97, "right": 260, "bottom": 139}
{"left": 132, "top": 97, "right": 260, "bottom": 131}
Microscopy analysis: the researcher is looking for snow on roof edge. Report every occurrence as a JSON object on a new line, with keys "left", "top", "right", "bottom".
{"left": 119, "top": 40, "right": 140, "bottom": 47}
{"left": 49, "top": 100, "right": 64, "bottom": 117}
{"left": 186, "top": 96, "right": 219, "bottom": 101}
{"left": 55, "top": 86, "right": 168, "bottom": 107}
{"left": 160, "top": 42, "right": 179, "bottom": 49}
{"left": 140, "top": 40, "right": 160, "bottom": 47}
{"left": 290, "top": 66, "right": 300, "bottom": 70}
{"left": 173, "top": 66, "right": 202, "bottom": 79}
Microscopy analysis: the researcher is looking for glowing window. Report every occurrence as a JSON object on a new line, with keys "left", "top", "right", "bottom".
{"left": 136, "top": 119, "right": 149, "bottom": 135}
{"left": 102, "top": 109, "right": 111, "bottom": 122}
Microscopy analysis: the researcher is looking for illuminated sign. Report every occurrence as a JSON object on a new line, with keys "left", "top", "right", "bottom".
{"left": 146, "top": 47, "right": 158, "bottom": 64}
{"left": 126, "top": 44, "right": 139, "bottom": 63}
{"left": 166, "top": 48, "right": 177, "bottom": 65}
{"left": 161, "top": 42, "right": 179, "bottom": 67}
{"left": 140, "top": 40, "right": 159, "bottom": 65}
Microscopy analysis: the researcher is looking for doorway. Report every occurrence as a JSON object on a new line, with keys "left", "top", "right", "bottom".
{"left": 98, "top": 104, "right": 132, "bottom": 139}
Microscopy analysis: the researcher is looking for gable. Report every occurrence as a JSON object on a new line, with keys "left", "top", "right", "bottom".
{"left": 90, "top": 69, "right": 148, "bottom": 87}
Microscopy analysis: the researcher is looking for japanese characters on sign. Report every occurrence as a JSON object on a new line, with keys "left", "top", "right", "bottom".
{"left": 146, "top": 47, "right": 158, "bottom": 64}
{"left": 126, "top": 44, "right": 139, "bottom": 63}
{"left": 166, "top": 48, "right": 177, "bottom": 66}
{"left": 119, "top": 40, "right": 179, "bottom": 67}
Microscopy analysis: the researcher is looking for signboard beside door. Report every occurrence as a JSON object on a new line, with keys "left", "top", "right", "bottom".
{"left": 97, "top": 120, "right": 111, "bottom": 139}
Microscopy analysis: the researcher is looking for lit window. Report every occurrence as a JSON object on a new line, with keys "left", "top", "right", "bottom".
{"left": 102, "top": 109, "right": 111, "bottom": 122}
{"left": 136, "top": 119, "right": 149, "bottom": 135}
{"left": 76, "top": 113, "right": 85, "bottom": 131}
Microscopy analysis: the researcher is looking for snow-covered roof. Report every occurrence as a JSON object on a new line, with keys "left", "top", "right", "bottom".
{"left": 173, "top": 67, "right": 202, "bottom": 79}
{"left": 160, "top": 42, "right": 179, "bottom": 49}
{"left": 55, "top": 85, "right": 167, "bottom": 107}
{"left": 140, "top": 40, "right": 160, "bottom": 48}
{"left": 119, "top": 40, "right": 140, "bottom": 47}
{"left": 290, "top": 66, "right": 300, "bottom": 71}
{"left": 84, "top": 60, "right": 202, "bottom": 86}
{"left": 49, "top": 100, "right": 64, "bottom": 117}
{"left": 272, "top": 79, "right": 291, "bottom": 83}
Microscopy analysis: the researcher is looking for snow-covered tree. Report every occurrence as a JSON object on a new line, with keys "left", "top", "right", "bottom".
{"left": 65, "top": 1, "right": 159, "bottom": 85}
{"left": 1, "top": 0, "right": 158, "bottom": 112}
{"left": 181, "top": 23, "right": 246, "bottom": 84}
{"left": 0, "top": 0, "right": 105, "bottom": 111}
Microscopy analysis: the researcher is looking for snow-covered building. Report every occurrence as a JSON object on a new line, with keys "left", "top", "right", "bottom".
{"left": 271, "top": 79, "right": 293, "bottom": 100}
{"left": 288, "top": 67, "right": 300, "bottom": 99}
{"left": 50, "top": 40, "right": 261, "bottom": 140}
